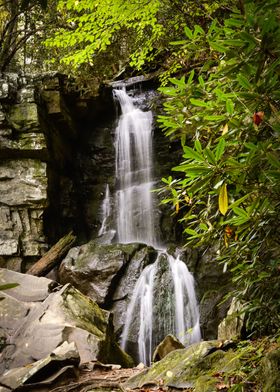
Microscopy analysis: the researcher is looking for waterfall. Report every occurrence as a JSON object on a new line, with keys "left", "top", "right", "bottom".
{"left": 111, "top": 85, "right": 201, "bottom": 365}
{"left": 98, "top": 184, "right": 111, "bottom": 237}
{"left": 121, "top": 252, "right": 201, "bottom": 365}
{"left": 121, "top": 263, "right": 156, "bottom": 366}
{"left": 169, "top": 254, "right": 201, "bottom": 345}
{"left": 114, "top": 88, "right": 157, "bottom": 247}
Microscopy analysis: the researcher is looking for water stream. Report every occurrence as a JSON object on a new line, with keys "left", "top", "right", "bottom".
{"left": 114, "top": 88, "right": 156, "bottom": 246}
{"left": 98, "top": 184, "right": 111, "bottom": 237}
{"left": 100, "top": 85, "right": 201, "bottom": 364}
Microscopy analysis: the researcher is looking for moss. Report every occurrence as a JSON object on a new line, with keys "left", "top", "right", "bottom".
{"left": 124, "top": 341, "right": 221, "bottom": 389}
{"left": 195, "top": 375, "right": 217, "bottom": 392}
{"left": 257, "top": 348, "right": 280, "bottom": 391}
{"left": 107, "top": 341, "right": 134, "bottom": 368}
{"left": 61, "top": 285, "right": 108, "bottom": 337}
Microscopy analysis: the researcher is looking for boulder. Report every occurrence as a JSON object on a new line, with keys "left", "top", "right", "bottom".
{"left": 152, "top": 334, "right": 184, "bottom": 362}
{"left": 0, "top": 269, "right": 133, "bottom": 376}
{"left": 59, "top": 241, "right": 156, "bottom": 307}
{"left": 218, "top": 297, "right": 245, "bottom": 341}
{"left": 123, "top": 340, "right": 240, "bottom": 391}
{"left": 110, "top": 245, "right": 157, "bottom": 334}
{"left": 258, "top": 348, "right": 280, "bottom": 391}
{"left": 0, "top": 341, "right": 79, "bottom": 391}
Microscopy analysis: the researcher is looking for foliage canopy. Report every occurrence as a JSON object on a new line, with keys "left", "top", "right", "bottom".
{"left": 44, "top": 0, "right": 230, "bottom": 79}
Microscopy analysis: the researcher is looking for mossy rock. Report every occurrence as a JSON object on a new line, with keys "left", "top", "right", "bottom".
{"left": 123, "top": 340, "right": 240, "bottom": 390}
{"left": 257, "top": 348, "right": 280, "bottom": 391}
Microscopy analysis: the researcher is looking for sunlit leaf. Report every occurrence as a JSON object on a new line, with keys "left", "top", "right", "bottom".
{"left": 222, "top": 123, "right": 229, "bottom": 135}
{"left": 219, "top": 183, "right": 228, "bottom": 215}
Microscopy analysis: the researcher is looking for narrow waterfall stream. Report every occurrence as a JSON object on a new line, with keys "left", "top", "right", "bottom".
{"left": 114, "top": 88, "right": 156, "bottom": 246}
{"left": 102, "top": 85, "right": 201, "bottom": 365}
{"left": 98, "top": 184, "right": 111, "bottom": 237}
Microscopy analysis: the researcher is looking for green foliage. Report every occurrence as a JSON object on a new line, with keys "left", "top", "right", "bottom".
{"left": 0, "top": 283, "right": 19, "bottom": 301}
{"left": 159, "top": 0, "right": 280, "bottom": 336}
{"left": 45, "top": 0, "right": 166, "bottom": 72}
{"left": 44, "top": 0, "right": 231, "bottom": 79}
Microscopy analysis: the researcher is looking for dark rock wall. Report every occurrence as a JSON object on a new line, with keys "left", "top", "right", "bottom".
{"left": 0, "top": 73, "right": 116, "bottom": 270}
{"left": 0, "top": 74, "right": 177, "bottom": 268}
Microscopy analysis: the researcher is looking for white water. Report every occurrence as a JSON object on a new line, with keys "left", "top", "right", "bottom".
{"left": 121, "top": 263, "right": 156, "bottom": 366}
{"left": 98, "top": 184, "right": 111, "bottom": 237}
{"left": 112, "top": 86, "right": 201, "bottom": 365}
{"left": 121, "top": 252, "right": 201, "bottom": 365}
{"left": 169, "top": 254, "right": 201, "bottom": 345}
{"left": 114, "top": 88, "right": 156, "bottom": 246}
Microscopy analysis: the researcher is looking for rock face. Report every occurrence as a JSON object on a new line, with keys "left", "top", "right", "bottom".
{"left": 0, "top": 268, "right": 132, "bottom": 376}
{"left": 193, "top": 245, "right": 232, "bottom": 340}
{"left": 58, "top": 241, "right": 157, "bottom": 336}
{"left": 0, "top": 73, "right": 117, "bottom": 271}
{"left": 0, "top": 74, "right": 49, "bottom": 271}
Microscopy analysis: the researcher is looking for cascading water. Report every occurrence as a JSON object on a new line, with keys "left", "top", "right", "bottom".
{"left": 111, "top": 85, "right": 201, "bottom": 365}
{"left": 98, "top": 184, "right": 111, "bottom": 237}
{"left": 114, "top": 88, "right": 156, "bottom": 246}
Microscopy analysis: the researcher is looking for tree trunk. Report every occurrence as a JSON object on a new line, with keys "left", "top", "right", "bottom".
{"left": 27, "top": 232, "right": 76, "bottom": 277}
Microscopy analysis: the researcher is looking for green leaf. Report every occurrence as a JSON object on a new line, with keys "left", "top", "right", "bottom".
{"left": 226, "top": 99, "right": 234, "bottom": 115}
{"left": 188, "top": 175, "right": 212, "bottom": 194}
{"left": 185, "top": 228, "right": 198, "bottom": 236}
{"left": 172, "top": 165, "right": 211, "bottom": 177}
{"left": 184, "top": 26, "right": 193, "bottom": 39}
{"left": 203, "top": 114, "right": 227, "bottom": 121}
{"left": 219, "top": 183, "right": 228, "bottom": 215}
{"left": 194, "top": 25, "right": 205, "bottom": 37}
{"left": 232, "top": 206, "right": 249, "bottom": 218}
{"left": 237, "top": 74, "right": 252, "bottom": 90}
{"left": 0, "top": 283, "right": 19, "bottom": 291}
{"left": 215, "top": 138, "right": 226, "bottom": 161}
{"left": 204, "top": 148, "right": 216, "bottom": 165}
{"left": 198, "top": 76, "right": 205, "bottom": 88}
{"left": 228, "top": 194, "right": 251, "bottom": 209}
{"left": 187, "top": 70, "right": 195, "bottom": 84}
{"left": 170, "top": 40, "right": 187, "bottom": 45}
{"left": 194, "top": 139, "right": 203, "bottom": 153}
{"left": 267, "top": 152, "right": 280, "bottom": 169}
{"left": 224, "top": 18, "right": 244, "bottom": 28}
{"left": 199, "top": 223, "right": 208, "bottom": 231}
{"left": 222, "top": 39, "right": 245, "bottom": 47}
{"left": 209, "top": 41, "right": 227, "bottom": 53}
{"left": 190, "top": 98, "right": 209, "bottom": 107}
{"left": 183, "top": 146, "right": 204, "bottom": 161}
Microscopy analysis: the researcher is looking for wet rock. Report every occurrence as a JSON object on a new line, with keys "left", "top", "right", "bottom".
{"left": 59, "top": 241, "right": 155, "bottom": 307}
{"left": 152, "top": 335, "right": 184, "bottom": 362}
{"left": 110, "top": 245, "right": 157, "bottom": 334}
